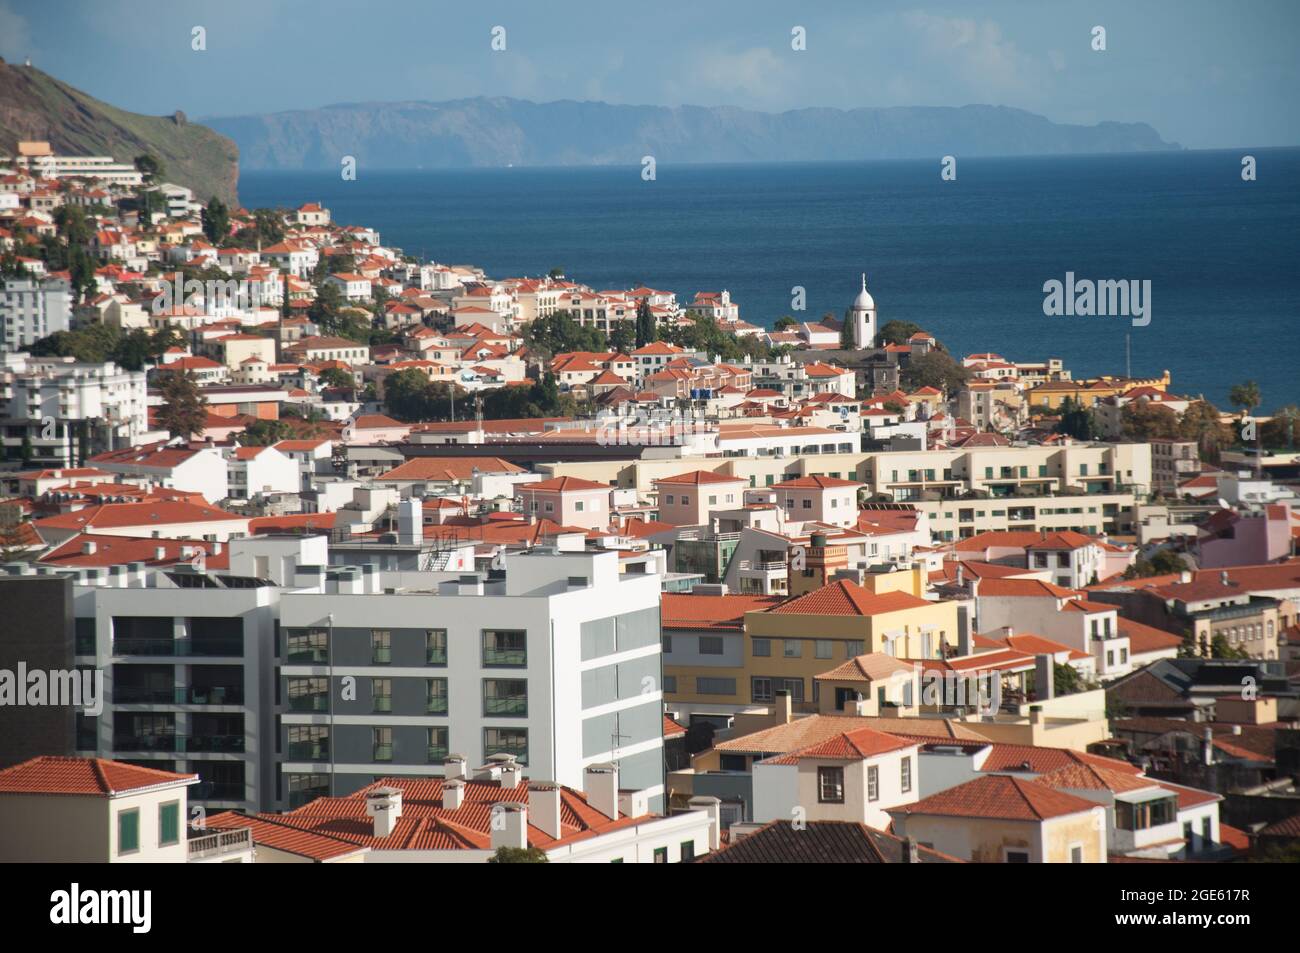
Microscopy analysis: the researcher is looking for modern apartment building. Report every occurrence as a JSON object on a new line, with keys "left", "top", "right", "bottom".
{"left": 276, "top": 548, "right": 668, "bottom": 810}
{"left": 1, "top": 354, "right": 149, "bottom": 467}
{"left": 1, "top": 277, "right": 73, "bottom": 354}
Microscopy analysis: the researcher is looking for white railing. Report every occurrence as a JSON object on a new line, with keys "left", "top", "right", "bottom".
{"left": 187, "top": 827, "right": 252, "bottom": 860}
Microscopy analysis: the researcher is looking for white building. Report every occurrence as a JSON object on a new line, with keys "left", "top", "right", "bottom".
{"left": 1, "top": 276, "right": 73, "bottom": 353}
{"left": 277, "top": 549, "right": 668, "bottom": 810}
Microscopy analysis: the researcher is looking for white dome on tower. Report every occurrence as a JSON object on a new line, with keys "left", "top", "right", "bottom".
{"left": 851, "top": 273, "right": 874, "bottom": 311}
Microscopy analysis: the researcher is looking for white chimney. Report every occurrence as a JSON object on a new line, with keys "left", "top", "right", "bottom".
{"left": 688, "top": 795, "right": 721, "bottom": 851}
{"left": 618, "top": 788, "right": 649, "bottom": 819}
{"left": 1203, "top": 727, "right": 1214, "bottom": 766}
{"left": 82, "top": 541, "right": 96, "bottom": 555}
{"left": 528, "top": 781, "right": 562, "bottom": 839}
{"left": 155, "top": 546, "right": 166, "bottom": 561}
{"left": 490, "top": 802, "right": 528, "bottom": 850}
{"left": 500, "top": 761, "right": 523, "bottom": 789}
{"left": 583, "top": 763, "right": 619, "bottom": 820}
{"left": 443, "top": 778, "right": 465, "bottom": 810}
{"left": 443, "top": 755, "right": 468, "bottom": 780}
{"left": 365, "top": 786, "right": 403, "bottom": 838}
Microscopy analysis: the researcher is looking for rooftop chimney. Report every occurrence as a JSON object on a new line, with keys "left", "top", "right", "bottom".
{"left": 903, "top": 835, "right": 920, "bottom": 863}
{"left": 443, "top": 755, "right": 468, "bottom": 780}
{"left": 583, "top": 763, "right": 619, "bottom": 820}
{"left": 773, "top": 689, "right": 794, "bottom": 725}
{"left": 397, "top": 497, "right": 422, "bottom": 546}
{"left": 528, "top": 781, "right": 563, "bottom": 839}
{"left": 154, "top": 546, "right": 166, "bottom": 561}
{"left": 82, "top": 541, "right": 96, "bottom": 555}
{"left": 365, "top": 786, "right": 403, "bottom": 838}
{"left": 500, "top": 760, "right": 523, "bottom": 789}
{"left": 1203, "top": 727, "right": 1214, "bottom": 766}
{"left": 688, "top": 795, "right": 721, "bottom": 851}
{"left": 442, "top": 778, "right": 465, "bottom": 810}
{"left": 618, "top": 788, "right": 649, "bottom": 819}
{"left": 490, "top": 802, "right": 529, "bottom": 851}
{"left": 1220, "top": 570, "right": 1229, "bottom": 587}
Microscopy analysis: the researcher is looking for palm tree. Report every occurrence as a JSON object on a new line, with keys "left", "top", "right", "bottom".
{"left": 1228, "top": 381, "right": 1263, "bottom": 476}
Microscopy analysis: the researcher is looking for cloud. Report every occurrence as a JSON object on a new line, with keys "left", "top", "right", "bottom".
{"left": 900, "top": 10, "right": 1048, "bottom": 102}
{"left": 667, "top": 46, "right": 791, "bottom": 107}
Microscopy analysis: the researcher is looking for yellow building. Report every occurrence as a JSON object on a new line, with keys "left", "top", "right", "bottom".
{"left": 1027, "top": 370, "right": 1171, "bottom": 410}
{"left": 662, "top": 572, "right": 959, "bottom": 717}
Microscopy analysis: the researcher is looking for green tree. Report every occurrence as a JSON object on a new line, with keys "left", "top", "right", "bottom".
{"left": 1228, "top": 380, "right": 1264, "bottom": 475}
{"left": 134, "top": 154, "right": 163, "bottom": 183}
{"left": 487, "top": 846, "right": 548, "bottom": 863}
{"left": 317, "top": 367, "right": 356, "bottom": 392}
{"left": 1210, "top": 633, "right": 1249, "bottom": 660}
{"left": 838, "top": 313, "right": 856, "bottom": 350}
{"left": 202, "top": 198, "right": 231, "bottom": 244}
{"left": 772, "top": 316, "right": 796, "bottom": 332}
{"left": 901, "top": 351, "right": 968, "bottom": 396}
{"left": 156, "top": 372, "right": 208, "bottom": 439}
{"left": 1121, "top": 401, "right": 1181, "bottom": 441}
{"left": 1054, "top": 397, "right": 1100, "bottom": 440}
{"left": 609, "top": 322, "right": 636, "bottom": 355}
{"left": 1178, "top": 400, "right": 1232, "bottom": 463}
{"left": 634, "top": 299, "right": 656, "bottom": 349}
{"left": 1262, "top": 405, "right": 1299, "bottom": 450}
{"left": 877, "top": 320, "right": 923, "bottom": 346}
{"left": 237, "top": 419, "right": 295, "bottom": 446}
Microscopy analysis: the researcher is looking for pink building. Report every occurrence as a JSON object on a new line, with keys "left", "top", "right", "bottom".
{"left": 770, "top": 475, "right": 863, "bottom": 528}
{"left": 515, "top": 476, "right": 611, "bottom": 530}
{"left": 654, "top": 471, "right": 747, "bottom": 526}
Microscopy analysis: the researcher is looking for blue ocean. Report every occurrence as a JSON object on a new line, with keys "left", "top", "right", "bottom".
{"left": 239, "top": 149, "right": 1300, "bottom": 408}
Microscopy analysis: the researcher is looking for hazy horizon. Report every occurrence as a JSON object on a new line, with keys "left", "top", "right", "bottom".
{"left": 2, "top": 0, "right": 1297, "bottom": 150}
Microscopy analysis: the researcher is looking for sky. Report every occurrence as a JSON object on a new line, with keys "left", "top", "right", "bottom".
{"left": 2, "top": 0, "right": 1297, "bottom": 148}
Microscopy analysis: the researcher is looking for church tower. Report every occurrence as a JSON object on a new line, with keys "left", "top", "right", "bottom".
{"left": 849, "top": 273, "right": 877, "bottom": 349}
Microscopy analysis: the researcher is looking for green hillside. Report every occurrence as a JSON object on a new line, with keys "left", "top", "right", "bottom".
{"left": 0, "top": 59, "right": 239, "bottom": 206}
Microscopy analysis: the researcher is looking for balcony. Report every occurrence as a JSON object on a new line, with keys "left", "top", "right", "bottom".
{"left": 286, "top": 647, "right": 328, "bottom": 664}
{"left": 482, "top": 648, "right": 527, "bottom": 667}
{"left": 373, "top": 744, "right": 393, "bottom": 761}
{"left": 113, "top": 734, "right": 180, "bottom": 753}
{"left": 287, "top": 694, "right": 329, "bottom": 712}
{"left": 286, "top": 741, "right": 329, "bottom": 761}
{"left": 190, "top": 781, "right": 246, "bottom": 801}
{"left": 187, "top": 827, "right": 253, "bottom": 862}
{"left": 183, "top": 734, "right": 246, "bottom": 753}
{"left": 484, "top": 697, "right": 527, "bottom": 717}
{"left": 113, "top": 686, "right": 244, "bottom": 706}
{"left": 113, "top": 638, "right": 243, "bottom": 658}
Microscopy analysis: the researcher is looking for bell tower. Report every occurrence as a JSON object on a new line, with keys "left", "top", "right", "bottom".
{"left": 849, "top": 273, "right": 877, "bottom": 349}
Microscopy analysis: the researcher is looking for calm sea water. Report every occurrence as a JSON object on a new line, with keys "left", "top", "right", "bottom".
{"left": 240, "top": 150, "right": 1300, "bottom": 408}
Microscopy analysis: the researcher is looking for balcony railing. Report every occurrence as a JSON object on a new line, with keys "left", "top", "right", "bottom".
{"left": 482, "top": 648, "right": 527, "bottom": 667}
{"left": 113, "top": 686, "right": 244, "bottom": 705}
{"left": 427, "top": 745, "right": 448, "bottom": 763}
{"left": 187, "top": 827, "right": 252, "bottom": 860}
{"left": 287, "top": 741, "right": 329, "bottom": 761}
{"left": 373, "top": 744, "right": 393, "bottom": 761}
{"left": 484, "top": 697, "right": 528, "bottom": 716}
{"left": 287, "top": 694, "right": 329, "bottom": 712}
{"left": 373, "top": 697, "right": 392, "bottom": 713}
{"left": 426, "top": 698, "right": 448, "bottom": 715}
{"left": 113, "top": 638, "right": 243, "bottom": 658}
{"left": 286, "top": 646, "right": 329, "bottom": 664}
{"left": 183, "top": 734, "right": 245, "bottom": 753}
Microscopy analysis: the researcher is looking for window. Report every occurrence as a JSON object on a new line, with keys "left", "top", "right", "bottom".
{"left": 752, "top": 638, "right": 771, "bottom": 657}
{"left": 681, "top": 495, "right": 690, "bottom": 505}
{"left": 373, "top": 727, "right": 392, "bottom": 761}
{"left": 663, "top": 675, "right": 677, "bottom": 693}
{"left": 159, "top": 801, "right": 180, "bottom": 847}
{"left": 680, "top": 840, "right": 695, "bottom": 862}
{"left": 426, "top": 628, "right": 447, "bottom": 665}
{"left": 653, "top": 847, "right": 668, "bottom": 864}
{"left": 117, "top": 808, "right": 139, "bottom": 855}
{"left": 699, "top": 636, "right": 724, "bottom": 655}
{"left": 751, "top": 677, "right": 773, "bottom": 702}
{"left": 575, "top": 501, "right": 584, "bottom": 512}
{"left": 372, "top": 678, "right": 392, "bottom": 712}
{"left": 1202, "top": 816, "right": 1212, "bottom": 843}
{"left": 484, "top": 727, "right": 528, "bottom": 763}
{"left": 427, "top": 726, "right": 448, "bottom": 763}
{"left": 815, "top": 640, "right": 832, "bottom": 659}
{"left": 1005, "top": 849, "right": 1030, "bottom": 863}
{"left": 867, "top": 765, "right": 879, "bottom": 802}
{"left": 845, "top": 640, "right": 864, "bottom": 658}
{"left": 482, "top": 629, "right": 527, "bottom": 667}
{"left": 483, "top": 678, "right": 527, "bottom": 716}
{"left": 783, "top": 640, "right": 802, "bottom": 658}
{"left": 818, "top": 766, "right": 845, "bottom": 803}
{"left": 697, "top": 677, "right": 737, "bottom": 696}
{"left": 371, "top": 629, "right": 391, "bottom": 664}
{"left": 901, "top": 756, "right": 912, "bottom": 793}
{"left": 286, "top": 628, "right": 327, "bottom": 663}
{"left": 288, "top": 724, "right": 329, "bottom": 760}
{"left": 426, "top": 678, "right": 448, "bottom": 714}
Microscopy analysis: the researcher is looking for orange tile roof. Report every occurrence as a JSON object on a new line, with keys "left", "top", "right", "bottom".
{"left": 765, "top": 727, "right": 917, "bottom": 764}
{"left": 891, "top": 775, "right": 1099, "bottom": 822}
{"left": 661, "top": 593, "right": 783, "bottom": 631}
{"left": 379, "top": 457, "right": 524, "bottom": 481}
{"left": 654, "top": 469, "right": 746, "bottom": 487}
{"left": 765, "top": 579, "right": 930, "bottom": 616}
{"left": 521, "top": 476, "right": 610, "bottom": 492}
{"left": 772, "top": 475, "right": 863, "bottom": 490}
{"left": 0, "top": 756, "right": 196, "bottom": 796}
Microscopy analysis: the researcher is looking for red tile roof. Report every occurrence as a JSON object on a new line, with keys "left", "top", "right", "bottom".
{"left": 654, "top": 470, "right": 747, "bottom": 486}
{"left": 766, "top": 727, "right": 917, "bottom": 764}
{"left": 0, "top": 757, "right": 196, "bottom": 796}
{"left": 765, "top": 579, "right": 930, "bottom": 616}
{"left": 891, "top": 775, "right": 1099, "bottom": 821}
{"left": 661, "top": 593, "right": 783, "bottom": 631}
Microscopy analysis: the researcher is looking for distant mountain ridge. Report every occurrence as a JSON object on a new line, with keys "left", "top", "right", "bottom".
{"left": 0, "top": 60, "right": 239, "bottom": 205}
{"left": 208, "top": 97, "right": 1179, "bottom": 171}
